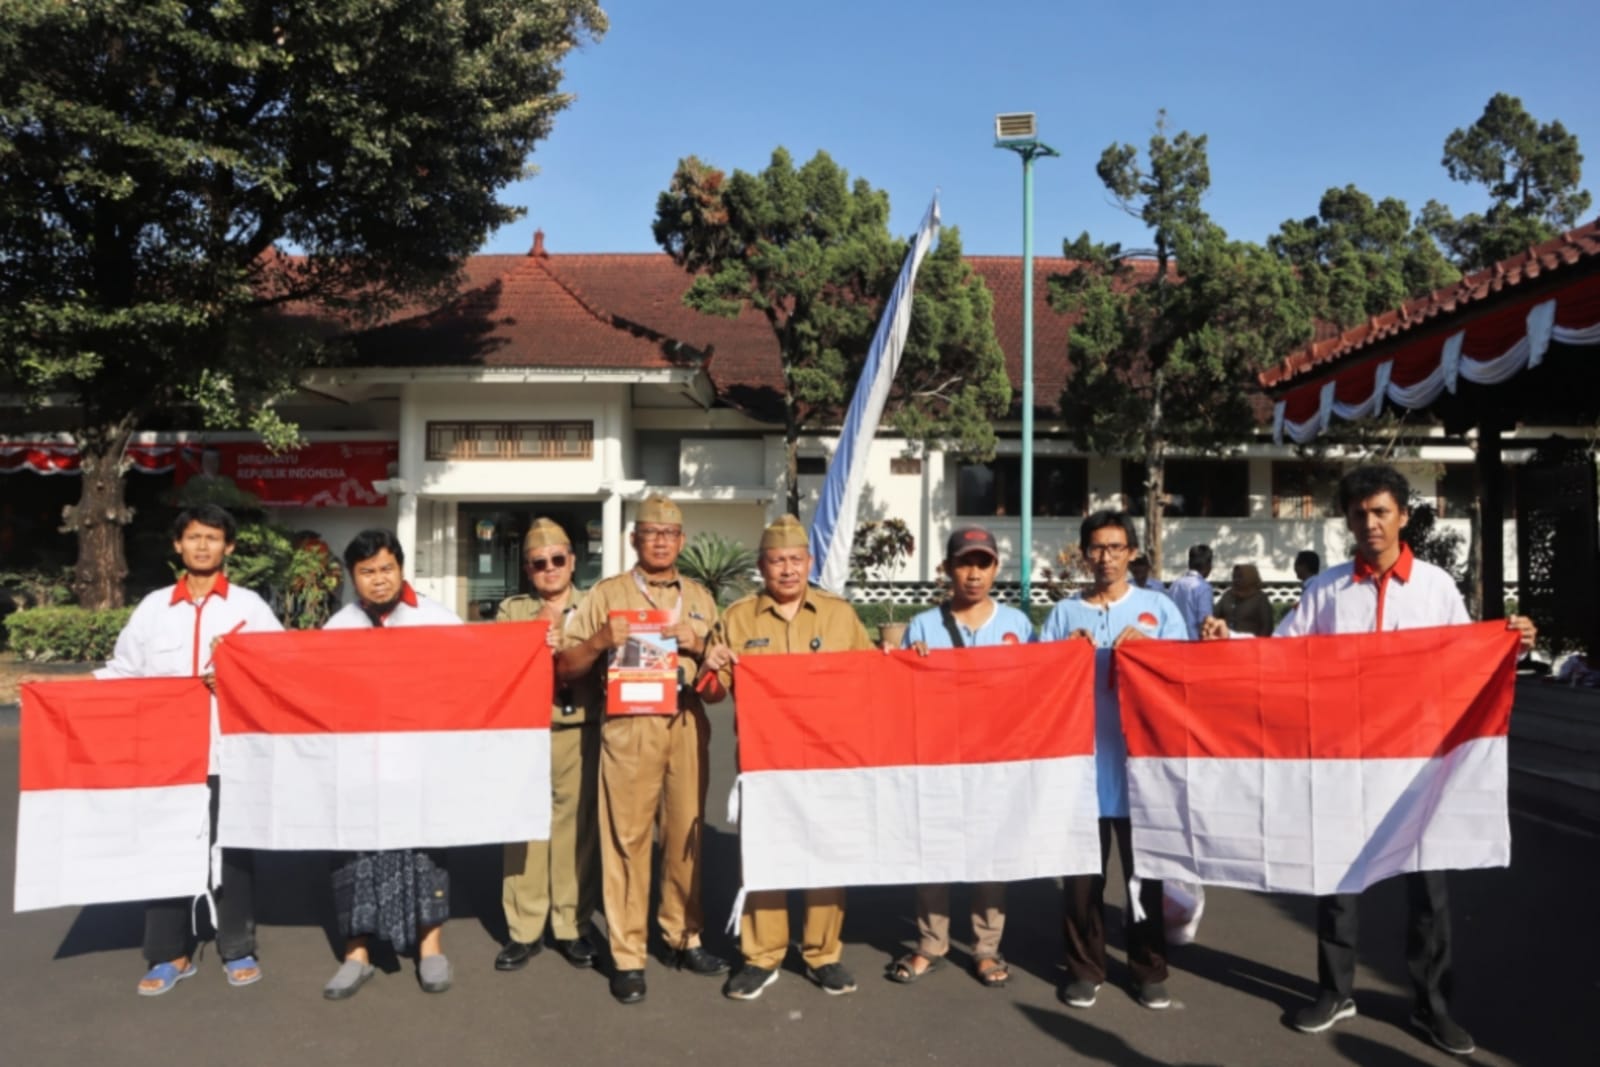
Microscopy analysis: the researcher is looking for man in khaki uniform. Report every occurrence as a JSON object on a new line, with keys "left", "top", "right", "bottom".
{"left": 702, "top": 514, "right": 874, "bottom": 1001}
{"left": 556, "top": 494, "right": 728, "bottom": 1005}
{"left": 494, "top": 518, "right": 602, "bottom": 973}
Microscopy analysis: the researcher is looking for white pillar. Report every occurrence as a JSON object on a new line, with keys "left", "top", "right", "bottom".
{"left": 602, "top": 490, "right": 625, "bottom": 576}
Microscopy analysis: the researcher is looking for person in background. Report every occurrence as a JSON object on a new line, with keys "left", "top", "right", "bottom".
{"left": 1040, "top": 511, "right": 1189, "bottom": 1012}
{"left": 1216, "top": 563, "right": 1275, "bottom": 637}
{"left": 1166, "top": 544, "right": 1215, "bottom": 638}
{"left": 1201, "top": 465, "right": 1537, "bottom": 1056}
{"left": 321, "top": 530, "right": 463, "bottom": 1001}
{"left": 1294, "top": 550, "right": 1322, "bottom": 585}
{"left": 886, "top": 525, "right": 1033, "bottom": 991}
{"left": 1129, "top": 554, "right": 1166, "bottom": 595}
{"left": 494, "top": 518, "right": 602, "bottom": 974}
{"left": 99, "top": 504, "right": 283, "bottom": 997}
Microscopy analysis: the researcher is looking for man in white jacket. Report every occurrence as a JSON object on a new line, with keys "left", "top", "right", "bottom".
{"left": 98, "top": 504, "right": 283, "bottom": 996}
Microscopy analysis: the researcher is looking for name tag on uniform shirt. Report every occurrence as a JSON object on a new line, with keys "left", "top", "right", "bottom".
{"left": 743, "top": 637, "right": 771, "bottom": 649}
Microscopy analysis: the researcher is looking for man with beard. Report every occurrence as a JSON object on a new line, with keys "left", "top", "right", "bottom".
{"left": 1040, "top": 510, "right": 1188, "bottom": 1012}
{"left": 702, "top": 514, "right": 875, "bottom": 1002}
{"left": 493, "top": 518, "right": 602, "bottom": 973}
{"left": 100, "top": 504, "right": 283, "bottom": 997}
{"left": 321, "top": 530, "right": 463, "bottom": 1000}
{"left": 557, "top": 495, "right": 728, "bottom": 1004}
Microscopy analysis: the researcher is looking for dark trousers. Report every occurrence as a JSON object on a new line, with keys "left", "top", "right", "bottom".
{"left": 143, "top": 776, "right": 256, "bottom": 964}
{"left": 1063, "top": 817, "right": 1168, "bottom": 986}
{"left": 1316, "top": 870, "right": 1453, "bottom": 1017}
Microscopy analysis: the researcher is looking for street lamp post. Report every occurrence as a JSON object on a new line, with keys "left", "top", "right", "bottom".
{"left": 994, "top": 113, "right": 1058, "bottom": 609}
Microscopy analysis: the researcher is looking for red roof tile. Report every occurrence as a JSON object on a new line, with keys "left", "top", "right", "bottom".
{"left": 1262, "top": 220, "right": 1600, "bottom": 392}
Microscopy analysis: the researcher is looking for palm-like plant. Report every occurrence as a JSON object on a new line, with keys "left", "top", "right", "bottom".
{"left": 677, "top": 532, "right": 758, "bottom": 606}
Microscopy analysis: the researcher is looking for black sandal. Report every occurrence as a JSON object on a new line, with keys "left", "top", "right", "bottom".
{"left": 886, "top": 952, "right": 946, "bottom": 984}
{"left": 974, "top": 954, "right": 1010, "bottom": 988}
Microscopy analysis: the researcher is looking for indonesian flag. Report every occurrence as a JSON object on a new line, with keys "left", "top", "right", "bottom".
{"left": 1116, "top": 622, "right": 1519, "bottom": 895}
{"left": 732, "top": 641, "right": 1100, "bottom": 892}
{"left": 214, "top": 622, "right": 553, "bottom": 851}
{"left": 16, "top": 678, "right": 212, "bottom": 912}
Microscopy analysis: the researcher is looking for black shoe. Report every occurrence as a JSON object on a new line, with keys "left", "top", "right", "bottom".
{"left": 494, "top": 940, "right": 541, "bottom": 972}
{"left": 723, "top": 964, "right": 779, "bottom": 1001}
{"left": 674, "top": 946, "right": 730, "bottom": 977}
{"left": 609, "top": 969, "right": 647, "bottom": 1005}
{"left": 1137, "top": 980, "right": 1172, "bottom": 1010}
{"left": 555, "top": 934, "right": 599, "bottom": 969}
{"left": 806, "top": 962, "right": 858, "bottom": 996}
{"left": 1410, "top": 1011, "right": 1475, "bottom": 1056}
{"left": 1059, "top": 979, "right": 1101, "bottom": 1009}
{"left": 1293, "top": 992, "right": 1357, "bottom": 1034}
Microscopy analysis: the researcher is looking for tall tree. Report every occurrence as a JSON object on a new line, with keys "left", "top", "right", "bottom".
{"left": 653, "top": 148, "right": 1009, "bottom": 515}
{"left": 0, "top": 0, "right": 605, "bottom": 607}
{"left": 1421, "top": 92, "right": 1591, "bottom": 270}
{"left": 1271, "top": 184, "right": 1459, "bottom": 328}
{"left": 1051, "top": 114, "right": 1312, "bottom": 572}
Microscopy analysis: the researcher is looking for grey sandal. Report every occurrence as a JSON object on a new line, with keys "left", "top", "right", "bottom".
{"left": 323, "top": 959, "right": 375, "bottom": 1001}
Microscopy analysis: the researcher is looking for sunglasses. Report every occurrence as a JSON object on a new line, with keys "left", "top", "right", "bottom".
{"left": 526, "top": 554, "right": 569, "bottom": 573}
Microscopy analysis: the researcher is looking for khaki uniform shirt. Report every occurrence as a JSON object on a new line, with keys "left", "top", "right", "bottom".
{"left": 497, "top": 586, "right": 599, "bottom": 725}
{"left": 714, "top": 586, "right": 874, "bottom": 689}
{"left": 568, "top": 568, "right": 718, "bottom": 713}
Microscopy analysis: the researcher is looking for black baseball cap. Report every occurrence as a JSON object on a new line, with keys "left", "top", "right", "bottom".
{"left": 946, "top": 525, "right": 999, "bottom": 562}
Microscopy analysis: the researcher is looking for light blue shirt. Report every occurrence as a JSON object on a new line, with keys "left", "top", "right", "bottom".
{"left": 903, "top": 600, "right": 1035, "bottom": 649}
{"left": 1167, "top": 570, "right": 1214, "bottom": 639}
{"left": 1040, "top": 587, "right": 1189, "bottom": 817}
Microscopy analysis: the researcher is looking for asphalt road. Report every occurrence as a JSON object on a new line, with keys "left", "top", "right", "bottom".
{"left": 0, "top": 707, "right": 1591, "bottom": 1067}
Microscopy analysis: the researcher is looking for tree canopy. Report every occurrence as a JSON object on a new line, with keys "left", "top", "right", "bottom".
{"left": 653, "top": 147, "right": 1009, "bottom": 515}
{"left": 1271, "top": 184, "right": 1459, "bottom": 329}
{"left": 1421, "top": 92, "right": 1592, "bottom": 271}
{"left": 1051, "top": 114, "right": 1312, "bottom": 571}
{"left": 0, "top": 0, "right": 606, "bottom": 606}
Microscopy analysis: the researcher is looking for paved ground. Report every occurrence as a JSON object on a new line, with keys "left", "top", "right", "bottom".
{"left": 0, "top": 702, "right": 1592, "bottom": 1067}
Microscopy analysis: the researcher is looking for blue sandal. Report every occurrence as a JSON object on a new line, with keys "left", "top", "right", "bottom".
{"left": 223, "top": 955, "right": 263, "bottom": 988}
{"left": 137, "top": 960, "right": 197, "bottom": 997}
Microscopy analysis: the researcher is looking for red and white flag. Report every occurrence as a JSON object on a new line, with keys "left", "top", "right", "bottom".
{"left": 16, "top": 678, "right": 212, "bottom": 912}
{"left": 732, "top": 641, "right": 1100, "bottom": 892}
{"left": 214, "top": 622, "right": 553, "bottom": 851}
{"left": 1116, "top": 622, "right": 1519, "bottom": 895}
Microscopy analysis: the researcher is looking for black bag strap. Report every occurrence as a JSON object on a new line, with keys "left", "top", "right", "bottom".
{"left": 938, "top": 601, "right": 967, "bottom": 649}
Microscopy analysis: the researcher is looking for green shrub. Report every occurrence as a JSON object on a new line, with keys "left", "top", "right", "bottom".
{"left": 677, "top": 533, "right": 758, "bottom": 606}
{"left": 5, "top": 606, "right": 133, "bottom": 662}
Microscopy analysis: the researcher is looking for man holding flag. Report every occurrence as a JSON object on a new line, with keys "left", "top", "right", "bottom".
{"left": 1202, "top": 465, "right": 1536, "bottom": 1055}
{"left": 703, "top": 514, "right": 875, "bottom": 1002}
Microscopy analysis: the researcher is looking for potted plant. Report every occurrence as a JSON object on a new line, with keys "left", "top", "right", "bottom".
{"left": 850, "top": 518, "right": 916, "bottom": 648}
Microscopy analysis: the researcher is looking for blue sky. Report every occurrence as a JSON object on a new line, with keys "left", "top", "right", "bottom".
{"left": 486, "top": 1, "right": 1600, "bottom": 258}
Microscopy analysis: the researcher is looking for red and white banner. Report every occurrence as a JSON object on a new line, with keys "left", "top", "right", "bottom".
{"left": 0, "top": 440, "right": 183, "bottom": 476}
{"left": 175, "top": 441, "right": 397, "bottom": 507}
{"left": 1115, "top": 622, "right": 1519, "bottom": 895}
{"left": 732, "top": 641, "right": 1100, "bottom": 892}
{"left": 15, "top": 678, "right": 212, "bottom": 912}
{"left": 214, "top": 622, "right": 553, "bottom": 851}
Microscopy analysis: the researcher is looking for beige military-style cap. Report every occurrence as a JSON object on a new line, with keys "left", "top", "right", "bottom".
{"left": 759, "top": 513, "right": 811, "bottom": 551}
{"left": 636, "top": 493, "right": 683, "bottom": 526}
{"left": 522, "top": 517, "right": 571, "bottom": 552}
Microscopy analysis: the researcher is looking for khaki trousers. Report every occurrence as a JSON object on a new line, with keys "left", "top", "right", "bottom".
{"left": 502, "top": 721, "right": 601, "bottom": 943}
{"left": 598, "top": 709, "right": 709, "bottom": 970}
{"left": 740, "top": 888, "right": 846, "bottom": 971}
{"left": 915, "top": 882, "right": 1006, "bottom": 959}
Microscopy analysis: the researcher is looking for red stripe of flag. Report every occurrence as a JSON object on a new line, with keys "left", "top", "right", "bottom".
{"left": 215, "top": 622, "right": 553, "bottom": 734}
{"left": 21, "top": 678, "right": 211, "bottom": 791}
{"left": 1115, "top": 622, "right": 1517, "bottom": 761}
{"left": 734, "top": 641, "right": 1095, "bottom": 772}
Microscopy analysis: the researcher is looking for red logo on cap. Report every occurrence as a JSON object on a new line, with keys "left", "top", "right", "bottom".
{"left": 1138, "top": 612, "right": 1158, "bottom": 628}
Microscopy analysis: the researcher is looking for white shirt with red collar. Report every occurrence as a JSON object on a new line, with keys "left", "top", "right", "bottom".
{"left": 324, "top": 583, "right": 463, "bottom": 630}
{"left": 97, "top": 572, "right": 284, "bottom": 771}
{"left": 1275, "top": 543, "right": 1469, "bottom": 637}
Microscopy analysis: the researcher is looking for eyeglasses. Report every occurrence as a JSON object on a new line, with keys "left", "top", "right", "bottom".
{"left": 526, "top": 554, "right": 569, "bottom": 572}
{"left": 636, "top": 526, "right": 682, "bottom": 541}
{"left": 1084, "top": 543, "right": 1131, "bottom": 559}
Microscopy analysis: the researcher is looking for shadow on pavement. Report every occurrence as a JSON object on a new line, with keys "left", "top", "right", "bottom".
{"left": 1016, "top": 1002, "right": 1224, "bottom": 1067}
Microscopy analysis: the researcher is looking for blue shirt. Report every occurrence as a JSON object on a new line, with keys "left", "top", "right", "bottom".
{"left": 903, "top": 600, "right": 1035, "bottom": 649}
{"left": 1039, "top": 587, "right": 1189, "bottom": 817}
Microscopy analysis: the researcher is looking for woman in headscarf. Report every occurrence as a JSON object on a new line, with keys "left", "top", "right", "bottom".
{"left": 1217, "top": 563, "right": 1275, "bottom": 638}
